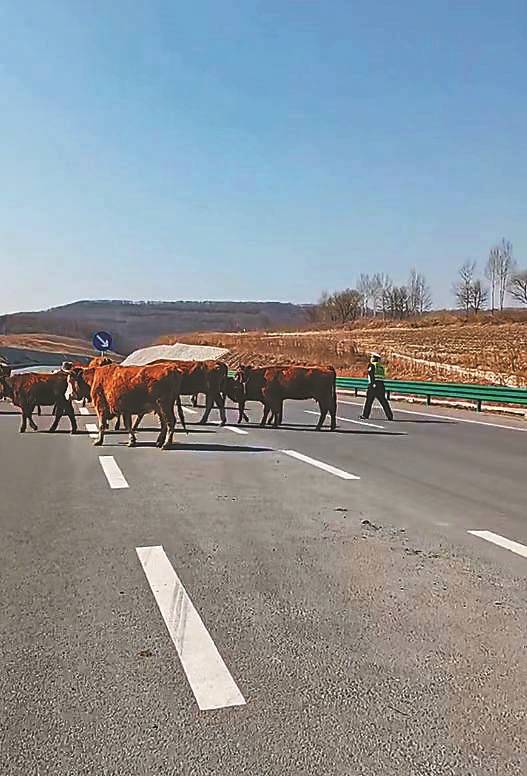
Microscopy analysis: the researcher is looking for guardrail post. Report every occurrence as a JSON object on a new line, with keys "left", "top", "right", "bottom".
{"left": 355, "top": 388, "right": 358, "bottom": 396}
{"left": 427, "top": 395, "right": 431, "bottom": 406}
{"left": 477, "top": 399, "right": 482, "bottom": 412}
{"left": 387, "top": 390, "right": 391, "bottom": 400}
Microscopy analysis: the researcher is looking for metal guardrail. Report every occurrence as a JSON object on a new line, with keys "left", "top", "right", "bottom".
{"left": 336, "top": 377, "right": 527, "bottom": 412}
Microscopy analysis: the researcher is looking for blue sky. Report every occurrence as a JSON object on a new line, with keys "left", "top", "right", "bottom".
{"left": 1, "top": 1, "right": 526, "bottom": 313}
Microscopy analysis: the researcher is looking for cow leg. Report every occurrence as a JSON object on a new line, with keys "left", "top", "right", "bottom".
{"left": 82, "top": 397, "right": 87, "bottom": 408}
{"left": 316, "top": 401, "right": 328, "bottom": 431}
{"left": 199, "top": 392, "right": 214, "bottom": 424}
{"left": 175, "top": 397, "right": 187, "bottom": 434}
{"left": 329, "top": 399, "right": 337, "bottom": 431}
{"left": 260, "top": 404, "right": 271, "bottom": 427}
{"left": 214, "top": 392, "right": 227, "bottom": 425}
{"left": 19, "top": 408, "right": 28, "bottom": 433}
{"left": 65, "top": 400, "right": 78, "bottom": 434}
{"left": 114, "top": 415, "right": 121, "bottom": 431}
{"left": 37, "top": 405, "right": 41, "bottom": 416}
{"left": 132, "top": 414, "right": 144, "bottom": 431}
{"left": 191, "top": 393, "right": 198, "bottom": 407}
{"left": 154, "top": 407, "right": 168, "bottom": 448}
{"left": 93, "top": 412, "right": 107, "bottom": 446}
{"left": 27, "top": 404, "right": 38, "bottom": 431}
{"left": 161, "top": 402, "right": 176, "bottom": 450}
{"left": 124, "top": 413, "right": 136, "bottom": 447}
{"left": 48, "top": 404, "right": 62, "bottom": 432}
{"left": 238, "top": 398, "right": 248, "bottom": 425}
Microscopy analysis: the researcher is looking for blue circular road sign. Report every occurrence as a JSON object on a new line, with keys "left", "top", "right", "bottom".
{"left": 92, "top": 331, "right": 113, "bottom": 352}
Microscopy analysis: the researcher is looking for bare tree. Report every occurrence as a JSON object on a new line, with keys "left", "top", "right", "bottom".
{"left": 496, "top": 239, "right": 516, "bottom": 311}
{"left": 453, "top": 260, "right": 476, "bottom": 315}
{"left": 318, "top": 289, "right": 362, "bottom": 324}
{"left": 408, "top": 268, "right": 432, "bottom": 315}
{"left": 470, "top": 279, "right": 488, "bottom": 313}
{"left": 485, "top": 247, "right": 500, "bottom": 312}
{"left": 385, "top": 285, "right": 410, "bottom": 319}
{"left": 509, "top": 270, "right": 527, "bottom": 305}
{"left": 357, "top": 274, "right": 372, "bottom": 316}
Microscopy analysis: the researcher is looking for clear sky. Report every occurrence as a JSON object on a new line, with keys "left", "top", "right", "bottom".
{"left": 1, "top": 1, "right": 526, "bottom": 313}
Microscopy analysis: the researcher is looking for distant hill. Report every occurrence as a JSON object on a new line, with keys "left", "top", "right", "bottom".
{"left": 0, "top": 299, "right": 308, "bottom": 355}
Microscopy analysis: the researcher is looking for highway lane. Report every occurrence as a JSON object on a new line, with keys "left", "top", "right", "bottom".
{"left": 1, "top": 400, "right": 526, "bottom": 775}
{"left": 217, "top": 395, "right": 527, "bottom": 561}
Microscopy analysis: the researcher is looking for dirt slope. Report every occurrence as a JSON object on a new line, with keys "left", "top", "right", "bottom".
{"left": 0, "top": 334, "right": 120, "bottom": 368}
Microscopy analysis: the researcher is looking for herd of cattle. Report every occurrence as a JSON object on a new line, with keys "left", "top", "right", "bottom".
{"left": 0, "top": 357, "right": 338, "bottom": 449}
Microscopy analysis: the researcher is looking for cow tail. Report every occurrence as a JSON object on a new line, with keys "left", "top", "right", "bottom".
{"left": 332, "top": 369, "right": 337, "bottom": 412}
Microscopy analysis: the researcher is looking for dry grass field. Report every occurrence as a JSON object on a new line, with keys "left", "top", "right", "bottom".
{"left": 163, "top": 313, "right": 527, "bottom": 387}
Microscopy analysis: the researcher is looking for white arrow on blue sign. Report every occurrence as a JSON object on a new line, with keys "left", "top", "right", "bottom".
{"left": 92, "top": 331, "right": 113, "bottom": 352}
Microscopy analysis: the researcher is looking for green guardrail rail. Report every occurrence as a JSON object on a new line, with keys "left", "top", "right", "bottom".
{"left": 228, "top": 370, "right": 527, "bottom": 412}
{"left": 336, "top": 377, "right": 527, "bottom": 412}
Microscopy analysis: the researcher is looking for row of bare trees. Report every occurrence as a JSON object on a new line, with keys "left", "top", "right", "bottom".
{"left": 453, "top": 239, "right": 527, "bottom": 313}
{"left": 312, "top": 269, "right": 432, "bottom": 324}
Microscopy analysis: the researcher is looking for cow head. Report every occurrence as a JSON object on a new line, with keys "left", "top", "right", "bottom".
{"left": 66, "top": 367, "right": 91, "bottom": 402}
{"left": 0, "top": 367, "right": 13, "bottom": 400}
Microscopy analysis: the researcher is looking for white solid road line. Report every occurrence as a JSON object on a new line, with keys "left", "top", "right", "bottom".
{"left": 98, "top": 456, "right": 129, "bottom": 489}
{"left": 304, "top": 409, "right": 385, "bottom": 430}
{"left": 281, "top": 449, "right": 360, "bottom": 480}
{"left": 183, "top": 407, "right": 198, "bottom": 415}
{"left": 468, "top": 530, "right": 527, "bottom": 559}
{"left": 85, "top": 423, "right": 99, "bottom": 439}
{"left": 79, "top": 407, "right": 90, "bottom": 415}
{"left": 338, "top": 399, "right": 527, "bottom": 432}
{"left": 211, "top": 421, "right": 249, "bottom": 435}
{"left": 136, "top": 545, "right": 246, "bottom": 711}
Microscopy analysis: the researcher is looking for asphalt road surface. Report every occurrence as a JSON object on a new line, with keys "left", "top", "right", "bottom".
{"left": 1, "top": 394, "right": 526, "bottom": 775}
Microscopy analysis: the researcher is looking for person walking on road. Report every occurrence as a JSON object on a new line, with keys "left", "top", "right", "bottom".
{"left": 359, "top": 352, "right": 394, "bottom": 421}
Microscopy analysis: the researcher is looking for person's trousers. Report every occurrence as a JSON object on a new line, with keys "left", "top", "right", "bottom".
{"left": 362, "top": 382, "right": 393, "bottom": 420}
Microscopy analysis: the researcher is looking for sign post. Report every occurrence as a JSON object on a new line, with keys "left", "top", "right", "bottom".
{"left": 92, "top": 331, "right": 113, "bottom": 355}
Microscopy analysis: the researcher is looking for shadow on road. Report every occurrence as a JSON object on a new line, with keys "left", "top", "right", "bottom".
{"left": 240, "top": 423, "right": 407, "bottom": 436}
{"left": 129, "top": 442, "right": 273, "bottom": 452}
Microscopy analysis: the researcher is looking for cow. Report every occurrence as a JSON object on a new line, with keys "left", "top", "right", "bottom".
{"left": 238, "top": 365, "right": 337, "bottom": 430}
{"left": 0, "top": 370, "right": 77, "bottom": 433}
{"left": 223, "top": 376, "right": 256, "bottom": 424}
{"left": 89, "top": 356, "right": 113, "bottom": 367}
{"left": 131, "top": 360, "right": 228, "bottom": 430}
{"left": 66, "top": 363, "right": 187, "bottom": 449}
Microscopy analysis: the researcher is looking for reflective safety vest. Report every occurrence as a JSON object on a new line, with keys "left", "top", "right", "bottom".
{"left": 373, "top": 362, "right": 386, "bottom": 380}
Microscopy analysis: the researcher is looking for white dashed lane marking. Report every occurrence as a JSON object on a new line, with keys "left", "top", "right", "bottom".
{"left": 281, "top": 449, "right": 360, "bottom": 480}
{"left": 136, "top": 545, "right": 246, "bottom": 711}
{"left": 85, "top": 423, "right": 99, "bottom": 439}
{"left": 79, "top": 407, "right": 90, "bottom": 415}
{"left": 468, "top": 530, "right": 527, "bottom": 559}
{"left": 98, "top": 456, "right": 129, "bottom": 489}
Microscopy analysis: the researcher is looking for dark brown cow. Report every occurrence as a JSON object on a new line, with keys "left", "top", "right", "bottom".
{"left": 67, "top": 363, "right": 186, "bottom": 449}
{"left": 239, "top": 365, "right": 337, "bottom": 430}
{"left": 0, "top": 371, "right": 77, "bottom": 433}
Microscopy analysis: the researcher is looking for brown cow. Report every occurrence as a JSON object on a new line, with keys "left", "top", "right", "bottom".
{"left": 132, "top": 360, "right": 227, "bottom": 430}
{"left": 0, "top": 371, "right": 77, "bottom": 433}
{"left": 66, "top": 363, "right": 186, "bottom": 449}
{"left": 239, "top": 365, "right": 337, "bottom": 430}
